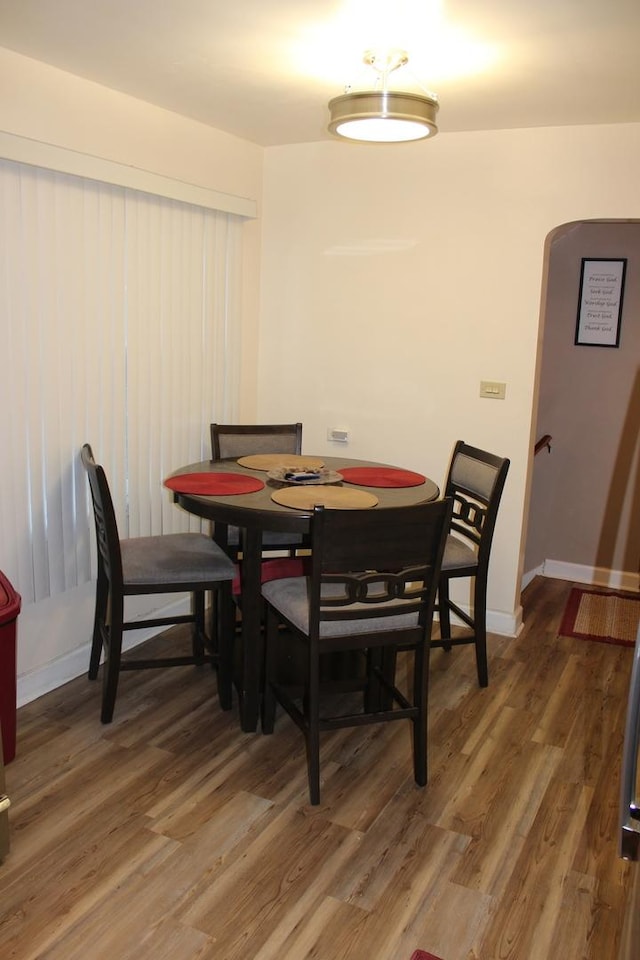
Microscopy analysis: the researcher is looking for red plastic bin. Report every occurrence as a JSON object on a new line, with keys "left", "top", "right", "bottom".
{"left": 0, "top": 570, "right": 21, "bottom": 763}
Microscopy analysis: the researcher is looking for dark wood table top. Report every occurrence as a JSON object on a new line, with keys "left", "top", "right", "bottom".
{"left": 169, "top": 455, "right": 440, "bottom": 531}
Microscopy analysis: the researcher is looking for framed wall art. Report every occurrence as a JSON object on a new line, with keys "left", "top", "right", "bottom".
{"left": 575, "top": 257, "right": 627, "bottom": 347}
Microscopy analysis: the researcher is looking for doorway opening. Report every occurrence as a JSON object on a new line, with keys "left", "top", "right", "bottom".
{"left": 524, "top": 219, "right": 640, "bottom": 593}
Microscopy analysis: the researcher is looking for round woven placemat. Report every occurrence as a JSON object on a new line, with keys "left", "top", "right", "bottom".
{"left": 271, "top": 486, "right": 378, "bottom": 510}
{"left": 237, "top": 453, "right": 325, "bottom": 471}
{"left": 164, "top": 472, "right": 265, "bottom": 495}
{"left": 339, "top": 466, "right": 426, "bottom": 488}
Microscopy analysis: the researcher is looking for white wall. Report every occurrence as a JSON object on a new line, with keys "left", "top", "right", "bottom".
{"left": 0, "top": 47, "right": 261, "bottom": 199}
{"left": 258, "top": 124, "right": 640, "bottom": 633}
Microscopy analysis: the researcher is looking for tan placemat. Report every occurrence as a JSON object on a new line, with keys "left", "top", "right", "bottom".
{"left": 271, "top": 486, "right": 378, "bottom": 510}
{"left": 237, "top": 453, "right": 325, "bottom": 471}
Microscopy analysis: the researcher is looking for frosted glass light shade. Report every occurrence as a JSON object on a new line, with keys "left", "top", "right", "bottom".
{"left": 328, "top": 90, "right": 439, "bottom": 143}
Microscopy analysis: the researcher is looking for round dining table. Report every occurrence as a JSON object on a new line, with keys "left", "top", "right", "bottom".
{"left": 166, "top": 455, "right": 440, "bottom": 732}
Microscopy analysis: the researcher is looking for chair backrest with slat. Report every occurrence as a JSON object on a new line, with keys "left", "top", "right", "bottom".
{"left": 81, "top": 443, "right": 124, "bottom": 593}
{"left": 210, "top": 422, "right": 302, "bottom": 461}
{"left": 444, "top": 440, "right": 510, "bottom": 568}
{"left": 306, "top": 500, "right": 452, "bottom": 641}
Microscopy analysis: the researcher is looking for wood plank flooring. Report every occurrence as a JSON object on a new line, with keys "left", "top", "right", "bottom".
{"left": 0, "top": 576, "right": 634, "bottom": 959}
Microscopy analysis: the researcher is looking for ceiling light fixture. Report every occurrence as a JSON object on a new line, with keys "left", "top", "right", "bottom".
{"left": 328, "top": 50, "right": 439, "bottom": 143}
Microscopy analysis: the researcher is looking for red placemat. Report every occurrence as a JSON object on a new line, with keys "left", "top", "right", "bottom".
{"left": 164, "top": 472, "right": 265, "bottom": 495}
{"left": 339, "top": 467, "right": 426, "bottom": 488}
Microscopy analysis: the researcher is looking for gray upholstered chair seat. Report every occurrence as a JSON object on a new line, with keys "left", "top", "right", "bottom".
{"left": 442, "top": 534, "right": 478, "bottom": 571}
{"left": 122, "top": 533, "right": 236, "bottom": 585}
{"left": 262, "top": 577, "right": 420, "bottom": 638}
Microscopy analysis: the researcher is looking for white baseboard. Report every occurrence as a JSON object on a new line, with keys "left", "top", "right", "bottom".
{"left": 488, "top": 603, "right": 524, "bottom": 638}
{"left": 442, "top": 603, "right": 522, "bottom": 639}
{"left": 17, "top": 596, "right": 190, "bottom": 708}
{"left": 541, "top": 560, "right": 640, "bottom": 593}
{"left": 521, "top": 564, "right": 544, "bottom": 592}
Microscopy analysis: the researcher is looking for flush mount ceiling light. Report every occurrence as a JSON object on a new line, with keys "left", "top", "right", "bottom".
{"left": 328, "top": 50, "right": 439, "bottom": 143}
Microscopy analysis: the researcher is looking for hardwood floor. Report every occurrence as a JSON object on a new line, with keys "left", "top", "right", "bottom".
{"left": 0, "top": 576, "right": 633, "bottom": 960}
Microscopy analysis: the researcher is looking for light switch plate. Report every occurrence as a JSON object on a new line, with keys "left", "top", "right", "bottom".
{"left": 479, "top": 380, "right": 507, "bottom": 399}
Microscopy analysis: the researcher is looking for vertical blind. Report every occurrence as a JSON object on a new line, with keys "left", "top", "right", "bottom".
{"left": 0, "top": 159, "right": 243, "bottom": 605}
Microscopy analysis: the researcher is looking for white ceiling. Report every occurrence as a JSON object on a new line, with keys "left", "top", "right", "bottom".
{"left": 1, "top": 0, "right": 639, "bottom": 147}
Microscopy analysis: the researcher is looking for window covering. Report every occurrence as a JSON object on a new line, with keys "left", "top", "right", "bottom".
{"left": 0, "top": 158, "right": 243, "bottom": 604}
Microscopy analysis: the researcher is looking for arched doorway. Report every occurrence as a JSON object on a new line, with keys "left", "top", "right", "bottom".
{"left": 524, "top": 219, "right": 640, "bottom": 592}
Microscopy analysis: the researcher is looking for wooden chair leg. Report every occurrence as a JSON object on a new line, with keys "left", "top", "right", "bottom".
{"left": 89, "top": 568, "right": 108, "bottom": 680}
{"left": 412, "top": 646, "right": 428, "bottom": 786}
{"left": 372, "top": 646, "right": 398, "bottom": 712}
{"left": 473, "top": 576, "right": 489, "bottom": 687}
{"left": 363, "top": 648, "right": 376, "bottom": 712}
{"left": 101, "top": 601, "right": 123, "bottom": 724}
{"left": 261, "top": 606, "right": 278, "bottom": 734}
{"left": 438, "top": 576, "right": 453, "bottom": 652}
{"left": 307, "top": 652, "right": 321, "bottom": 805}
{"left": 192, "top": 591, "right": 206, "bottom": 664}
{"left": 209, "top": 586, "right": 230, "bottom": 665}
{"left": 216, "top": 583, "right": 234, "bottom": 711}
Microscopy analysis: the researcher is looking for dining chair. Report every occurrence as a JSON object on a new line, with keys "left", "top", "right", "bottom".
{"left": 210, "top": 422, "right": 302, "bottom": 461}
{"left": 210, "top": 421, "right": 305, "bottom": 559}
{"left": 433, "top": 440, "right": 510, "bottom": 687}
{"left": 261, "top": 498, "right": 452, "bottom": 805}
{"left": 81, "top": 443, "right": 236, "bottom": 723}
